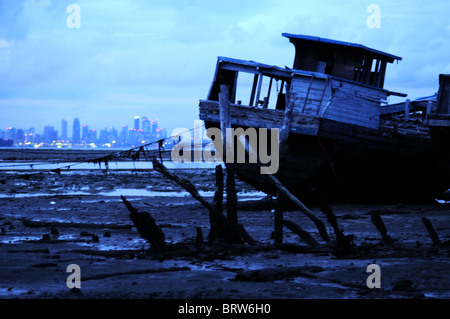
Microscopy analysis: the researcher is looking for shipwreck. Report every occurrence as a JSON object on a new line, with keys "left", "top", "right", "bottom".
{"left": 199, "top": 33, "right": 450, "bottom": 204}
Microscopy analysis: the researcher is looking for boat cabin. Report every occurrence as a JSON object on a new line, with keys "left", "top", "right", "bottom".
{"left": 202, "top": 33, "right": 405, "bottom": 131}
{"left": 283, "top": 33, "right": 402, "bottom": 89}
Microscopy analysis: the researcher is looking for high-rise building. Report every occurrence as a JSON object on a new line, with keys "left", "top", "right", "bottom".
{"left": 134, "top": 116, "right": 140, "bottom": 130}
{"left": 72, "top": 118, "right": 80, "bottom": 144}
{"left": 61, "top": 119, "right": 68, "bottom": 141}
{"left": 151, "top": 119, "right": 159, "bottom": 140}
{"left": 82, "top": 124, "right": 89, "bottom": 142}
{"left": 43, "top": 125, "right": 58, "bottom": 143}
{"left": 118, "top": 125, "right": 128, "bottom": 146}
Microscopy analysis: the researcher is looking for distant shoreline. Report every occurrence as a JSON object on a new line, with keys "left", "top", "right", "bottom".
{"left": 0, "top": 147, "right": 171, "bottom": 162}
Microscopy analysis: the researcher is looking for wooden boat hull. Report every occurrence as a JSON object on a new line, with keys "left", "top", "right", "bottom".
{"left": 204, "top": 116, "right": 448, "bottom": 205}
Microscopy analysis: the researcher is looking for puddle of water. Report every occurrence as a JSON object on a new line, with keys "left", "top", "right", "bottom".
{"left": 0, "top": 236, "right": 42, "bottom": 244}
{"left": 0, "top": 189, "right": 268, "bottom": 200}
{"left": 0, "top": 287, "right": 29, "bottom": 296}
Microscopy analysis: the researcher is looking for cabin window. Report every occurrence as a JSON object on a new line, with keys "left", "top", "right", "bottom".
{"left": 352, "top": 57, "right": 386, "bottom": 88}
{"left": 233, "top": 72, "right": 286, "bottom": 110}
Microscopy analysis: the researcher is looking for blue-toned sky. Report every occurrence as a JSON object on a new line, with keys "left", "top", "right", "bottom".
{"left": 0, "top": 0, "right": 449, "bottom": 136}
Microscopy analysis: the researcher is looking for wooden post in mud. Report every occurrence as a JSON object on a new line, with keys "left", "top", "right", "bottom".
{"left": 121, "top": 195, "right": 167, "bottom": 252}
{"left": 151, "top": 157, "right": 255, "bottom": 245}
{"left": 213, "top": 164, "right": 224, "bottom": 217}
{"left": 283, "top": 219, "right": 319, "bottom": 246}
{"left": 421, "top": 217, "right": 441, "bottom": 246}
{"left": 274, "top": 85, "right": 294, "bottom": 245}
{"left": 237, "top": 133, "right": 330, "bottom": 243}
{"left": 219, "top": 85, "right": 238, "bottom": 224}
{"left": 317, "top": 196, "right": 352, "bottom": 257}
{"left": 370, "top": 213, "right": 394, "bottom": 244}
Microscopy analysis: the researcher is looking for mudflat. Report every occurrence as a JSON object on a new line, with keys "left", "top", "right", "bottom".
{"left": 0, "top": 165, "right": 449, "bottom": 300}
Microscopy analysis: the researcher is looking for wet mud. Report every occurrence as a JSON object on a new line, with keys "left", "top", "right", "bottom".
{"left": 0, "top": 168, "right": 449, "bottom": 299}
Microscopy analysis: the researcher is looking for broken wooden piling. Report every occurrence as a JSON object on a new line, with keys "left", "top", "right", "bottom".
{"left": 421, "top": 217, "right": 441, "bottom": 246}
{"left": 370, "top": 213, "right": 394, "bottom": 244}
{"left": 273, "top": 85, "right": 294, "bottom": 245}
{"left": 121, "top": 195, "right": 167, "bottom": 252}
{"left": 316, "top": 194, "right": 352, "bottom": 257}
{"left": 283, "top": 219, "right": 319, "bottom": 246}
{"left": 237, "top": 132, "right": 330, "bottom": 244}
{"left": 219, "top": 84, "right": 238, "bottom": 224}
{"left": 212, "top": 164, "right": 224, "bottom": 219}
{"left": 151, "top": 157, "right": 255, "bottom": 245}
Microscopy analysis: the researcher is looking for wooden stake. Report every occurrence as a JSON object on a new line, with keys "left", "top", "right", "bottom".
{"left": 370, "top": 214, "right": 394, "bottom": 243}
{"left": 318, "top": 199, "right": 352, "bottom": 257}
{"left": 274, "top": 189, "right": 284, "bottom": 245}
{"left": 219, "top": 84, "right": 238, "bottom": 224}
{"left": 213, "top": 164, "right": 224, "bottom": 219}
{"left": 274, "top": 85, "right": 294, "bottom": 245}
{"left": 283, "top": 219, "right": 319, "bottom": 246}
{"left": 237, "top": 132, "right": 330, "bottom": 243}
{"left": 151, "top": 157, "right": 254, "bottom": 245}
{"left": 421, "top": 217, "right": 441, "bottom": 246}
{"left": 121, "top": 195, "right": 167, "bottom": 252}
{"left": 266, "top": 174, "right": 330, "bottom": 243}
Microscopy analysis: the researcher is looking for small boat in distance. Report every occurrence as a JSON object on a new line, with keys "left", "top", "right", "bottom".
{"left": 199, "top": 33, "right": 449, "bottom": 204}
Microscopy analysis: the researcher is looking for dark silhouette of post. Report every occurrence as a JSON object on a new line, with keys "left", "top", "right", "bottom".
{"left": 219, "top": 85, "right": 238, "bottom": 224}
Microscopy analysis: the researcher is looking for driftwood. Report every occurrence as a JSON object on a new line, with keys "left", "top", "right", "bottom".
{"left": 283, "top": 219, "right": 319, "bottom": 246}
{"left": 121, "top": 195, "right": 167, "bottom": 252}
{"left": 151, "top": 157, "right": 255, "bottom": 245}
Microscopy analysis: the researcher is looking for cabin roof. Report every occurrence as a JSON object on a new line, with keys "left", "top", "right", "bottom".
{"left": 216, "top": 56, "right": 402, "bottom": 94}
{"left": 282, "top": 33, "right": 402, "bottom": 62}
{"left": 217, "top": 56, "right": 328, "bottom": 79}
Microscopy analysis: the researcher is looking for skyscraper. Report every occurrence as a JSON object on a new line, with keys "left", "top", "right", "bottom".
{"left": 44, "top": 126, "right": 57, "bottom": 143}
{"left": 82, "top": 124, "right": 89, "bottom": 142}
{"left": 134, "top": 116, "right": 140, "bottom": 130}
{"left": 61, "top": 119, "right": 68, "bottom": 141}
{"left": 72, "top": 118, "right": 80, "bottom": 144}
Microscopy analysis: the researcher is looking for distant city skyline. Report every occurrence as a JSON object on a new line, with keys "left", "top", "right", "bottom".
{"left": 1, "top": 114, "right": 165, "bottom": 137}
{"left": 0, "top": 114, "right": 168, "bottom": 148}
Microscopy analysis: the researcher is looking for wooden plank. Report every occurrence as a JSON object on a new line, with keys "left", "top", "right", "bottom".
{"left": 404, "top": 99, "right": 411, "bottom": 121}
{"left": 199, "top": 100, "right": 320, "bottom": 136}
{"left": 249, "top": 74, "right": 258, "bottom": 107}
{"left": 255, "top": 75, "right": 264, "bottom": 107}
{"left": 220, "top": 85, "right": 238, "bottom": 224}
{"left": 378, "top": 61, "right": 387, "bottom": 88}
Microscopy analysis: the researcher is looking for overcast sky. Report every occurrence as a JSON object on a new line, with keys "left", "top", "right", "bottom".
{"left": 1, "top": 0, "right": 449, "bottom": 136}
